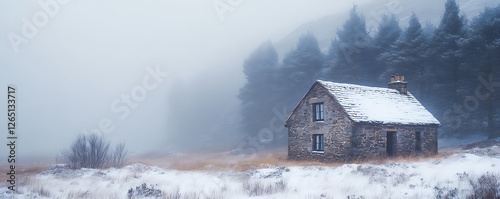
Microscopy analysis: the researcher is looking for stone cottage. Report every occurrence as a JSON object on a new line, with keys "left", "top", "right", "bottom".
{"left": 284, "top": 75, "right": 440, "bottom": 161}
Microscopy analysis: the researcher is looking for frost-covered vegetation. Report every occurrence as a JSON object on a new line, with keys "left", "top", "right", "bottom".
{"left": 2, "top": 144, "right": 499, "bottom": 199}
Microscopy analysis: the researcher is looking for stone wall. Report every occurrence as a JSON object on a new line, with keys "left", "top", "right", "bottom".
{"left": 351, "top": 124, "right": 386, "bottom": 157}
{"left": 285, "top": 82, "right": 439, "bottom": 162}
{"left": 351, "top": 123, "right": 438, "bottom": 158}
{"left": 418, "top": 126, "right": 439, "bottom": 155}
{"left": 286, "top": 83, "right": 353, "bottom": 162}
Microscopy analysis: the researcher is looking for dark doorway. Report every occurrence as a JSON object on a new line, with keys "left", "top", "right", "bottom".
{"left": 386, "top": 131, "right": 397, "bottom": 156}
{"left": 415, "top": 132, "right": 422, "bottom": 153}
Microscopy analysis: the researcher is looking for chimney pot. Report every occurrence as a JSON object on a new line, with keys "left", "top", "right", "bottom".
{"left": 388, "top": 74, "right": 408, "bottom": 94}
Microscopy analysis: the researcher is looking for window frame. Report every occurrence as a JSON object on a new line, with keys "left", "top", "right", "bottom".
{"left": 312, "top": 102, "right": 324, "bottom": 122}
{"left": 312, "top": 134, "right": 324, "bottom": 152}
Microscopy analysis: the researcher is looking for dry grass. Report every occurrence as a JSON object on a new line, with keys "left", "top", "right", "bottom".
{"left": 1, "top": 146, "right": 458, "bottom": 177}
{"left": 128, "top": 149, "right": 289, "bottom": 171}
{"left": 127, "top": 147, "right": 353, "bottom": 171}
{"left": 126, "top": 147, "right": 450, "bottom": 172}
{"left": 377, "top": 153, "right": 445, "bottom": 164}
{"left": 0, "top": 163, "right": 52, "bottom": 185}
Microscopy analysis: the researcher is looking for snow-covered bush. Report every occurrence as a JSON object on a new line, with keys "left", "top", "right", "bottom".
{"left": 467, "top": 173, "right": 500, "bottom": 199}
{"left": 434, "top": 187, "right": 458, "bottom": 199}
{"left": 127, "top": 183, "right": 165, "bottom": 199}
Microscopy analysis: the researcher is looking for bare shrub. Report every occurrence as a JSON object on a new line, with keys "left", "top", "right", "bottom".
{"left": 352, "top": 165, "right": 388, "bottom": 184}
{"left": 87, "top": 134, "right": 110, "bottom": 168}
{"left": 33, "top": 186, "right": 50, "bottom": 197}
{"left": 61, "top": 134, "right": 127, "bottom": 169}
{"left": 111, "top": 143, "right": 128, "bottom": 167}
{"left": 467, "top": 173, "right": 500, "bottom": 199}
{"left": 164, "top": 188, "right": 181, "bottom": 199}
{"left": 242, "top": 179, "right": 287, "bottom": 196}
{"left": 393, "top": 173, "right": 409, "bottom": 186}
{"left": 275, "top": 179, "right": 287, "bottom": 192}
{"left": 127, "top": 183, "right": 164, "bottom": 199}
{"left": 182, "top": 192, "right": 201, "bottom": 199}
{"left": 434, "top": 187, "right": 458, "bottom": 199}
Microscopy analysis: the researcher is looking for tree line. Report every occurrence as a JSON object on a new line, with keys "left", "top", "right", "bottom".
{"left": 238, "top": 0, "right": 500, "bottom": 145}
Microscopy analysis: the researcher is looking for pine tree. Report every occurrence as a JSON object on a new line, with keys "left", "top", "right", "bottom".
{"left": 326, "top": 5, "right": 371, "bottom": 84}
{"left": 373, "top": 14, "right": 402, "bottom": 51}
{"left": 427, "top": 0, "right": 468, "bottom": 136}
{"left": 369, "top": 14, "right": 402, "bottom": 85}
{"left": 430, "top": 0, "right": 467, "bottom": 93}
{"left": 282, "top": 33, "right": 324, "bottom": 84}
{"left": 422, "top": 21, "right": 436, "bottom": 37}
{"left": 238, "top": 41, "right": 279, "bottom": 138}
{"left": 277, "top": 33, "right": 325, "bottom": 108}
{"left": 379, "top": 13, "right": 428, "bottom": 97}
{"left": 322, "top": 38, "right": 339, "bottom": 80}
{"left": 467, "top": 4, "right": 500, "bottom": 139}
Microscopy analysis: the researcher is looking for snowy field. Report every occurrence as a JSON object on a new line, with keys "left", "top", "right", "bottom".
{"left": 2, "top": 144, "right": 499, "bottom": 199}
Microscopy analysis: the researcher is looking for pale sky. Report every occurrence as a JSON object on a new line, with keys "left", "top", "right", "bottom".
{"left": 0, "top": 0, "right": 366, "bottom": 161}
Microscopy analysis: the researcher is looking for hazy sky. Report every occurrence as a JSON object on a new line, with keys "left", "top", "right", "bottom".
{"left": 1, "top": 0, "right": 369, "bottom": 161}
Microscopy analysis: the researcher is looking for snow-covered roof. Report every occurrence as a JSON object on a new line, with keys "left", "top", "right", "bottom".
{"left": 317, "top": 80, "right": 440, "bottom": 126}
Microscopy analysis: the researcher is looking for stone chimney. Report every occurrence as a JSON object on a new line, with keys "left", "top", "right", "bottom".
{"left": 388, "top": 74, "right": 408, "bottom": 94}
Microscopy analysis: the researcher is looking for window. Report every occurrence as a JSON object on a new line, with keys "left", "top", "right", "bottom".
{"left": 313, "top": 103, "right": 324, "bottom": 121}
{"left": 312, "top": 134, "right": 324, "bottom": 151}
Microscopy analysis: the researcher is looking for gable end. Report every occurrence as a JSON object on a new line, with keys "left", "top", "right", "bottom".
{"left": 284, "top": 81, "right": 353, "bottom": 127}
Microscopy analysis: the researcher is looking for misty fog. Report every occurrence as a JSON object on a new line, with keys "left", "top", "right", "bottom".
{"left": 1, "top": 0, "right": 499, "bottom": 163}
{"left": 0, "top": 1, "right": 363, "bottom": 160}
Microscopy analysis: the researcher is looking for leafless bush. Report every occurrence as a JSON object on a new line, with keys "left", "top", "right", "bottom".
{"left": 242, "top": 179, "right": 287, "bottom": 196}
{"left": 61, "top": 134, "right": 127, "bottom": 169}
{"left": 467, "top": 173, "right": 500, "bottom": 199}
{"left": 164, "top": 188, "right": 181, "bottom": 199}
{"left": 111, "top": 143, "right": 128, "bottom": 167}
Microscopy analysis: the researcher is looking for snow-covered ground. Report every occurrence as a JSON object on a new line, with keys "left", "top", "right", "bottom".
{"left": 2, "top": 145, "right": 499, "bottom": 199}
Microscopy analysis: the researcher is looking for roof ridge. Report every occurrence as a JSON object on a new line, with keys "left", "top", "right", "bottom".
{"left": 315, "top": 79, "right": 440, "bottom": 126}
{"left": 317, "top": 80, "right": 398, "bottom": 92}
